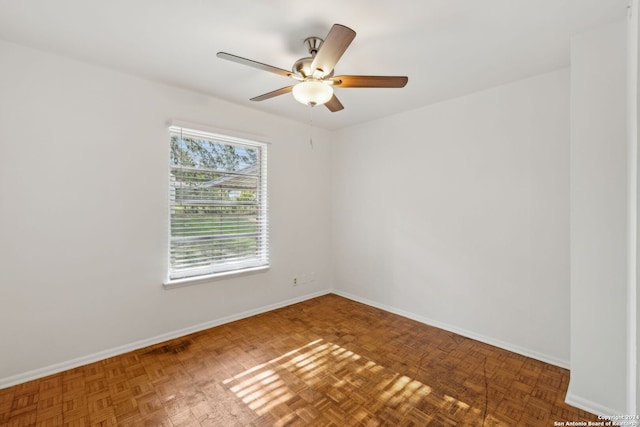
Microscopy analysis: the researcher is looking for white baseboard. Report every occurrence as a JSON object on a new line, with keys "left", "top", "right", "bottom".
{"left": 6, "top": 287, "right": 625, "bottom": 418}
{"left": 332, "top": 290, "right": 570, "bottom": 369}
{"left": 0, "top": 288, "right": 572, "bottom": 391}
{"left": 565, "top": 392, "right": 621, "bottom": 419}
{"left": 0, "top": 289, "right": 332, "bottom": 390}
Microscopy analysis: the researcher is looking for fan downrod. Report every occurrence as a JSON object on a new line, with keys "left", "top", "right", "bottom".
{"left": 293, "top": 36, "right": 334, "bottom": 78}
{"left": 304, "top": 37, "right": 323, "bottom": 56}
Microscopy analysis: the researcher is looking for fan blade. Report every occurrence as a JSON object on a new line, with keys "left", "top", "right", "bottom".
{"left": 217, "top": 52, "right": 295, "bottom": 78}
{"left": 332, "top": 75, "right": 408, "bottom": 88}
{"left": 325, "top": 94, "right": 344, "bottom": 112}
{"left": 250, "top": 86, "right": 293, "bottom": 101}
{"left": 310, "top": 24, "right": 356, "bottom": 76}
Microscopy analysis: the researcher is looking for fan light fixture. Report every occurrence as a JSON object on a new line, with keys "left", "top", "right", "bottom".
{"left": 292, "top": 80, "right": 333, "bottom": 106}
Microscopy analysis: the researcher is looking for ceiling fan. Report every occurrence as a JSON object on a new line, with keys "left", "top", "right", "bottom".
{"left": 217, "top": 24, "right": 408, "bottom": 112}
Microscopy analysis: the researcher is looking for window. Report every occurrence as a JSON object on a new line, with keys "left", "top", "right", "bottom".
{"left": 167, "top": 125, "right": 268, "bottom": 283}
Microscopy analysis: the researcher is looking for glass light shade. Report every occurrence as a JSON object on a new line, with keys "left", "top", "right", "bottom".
{"left": 292, "top": 80, "right": 334, "bottom": 106}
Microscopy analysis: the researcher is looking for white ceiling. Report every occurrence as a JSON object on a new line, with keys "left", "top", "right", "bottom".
{"left": 0, "top": 0, "right": 628, "bottom": 130}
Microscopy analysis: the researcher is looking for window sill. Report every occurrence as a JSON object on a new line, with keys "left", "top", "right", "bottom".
{"left": 163, "top": 265, "right": 269, "bottom": 290}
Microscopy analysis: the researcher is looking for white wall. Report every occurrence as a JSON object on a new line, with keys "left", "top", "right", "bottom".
{"left": 0, "top": 40, "right": 334, "bottom": 386}
{"left": 629, "top": 0, "right": 639, "bottom": 415}
{"left": 332, "top": 69, "right": 571, "bottom": 366}
{"left": 567, "top": 20, "right": 629, "bottom": 414}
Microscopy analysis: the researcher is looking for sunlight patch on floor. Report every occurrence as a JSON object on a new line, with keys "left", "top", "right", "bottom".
{"left": 221, "top": 338, "right": 475, "bottom": 423}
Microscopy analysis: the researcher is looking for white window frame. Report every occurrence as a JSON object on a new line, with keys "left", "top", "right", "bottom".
{"left": 164, "top": 123, "right": 269, "bottom": 288}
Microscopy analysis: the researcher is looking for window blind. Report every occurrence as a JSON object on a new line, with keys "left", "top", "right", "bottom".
{"left": 168, "top": 126, "right": 269, "bottom": 280}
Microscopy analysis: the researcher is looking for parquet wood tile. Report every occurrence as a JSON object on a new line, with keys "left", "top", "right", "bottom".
{"left": 0, "top": 294, "right": 601, "bottom": 426}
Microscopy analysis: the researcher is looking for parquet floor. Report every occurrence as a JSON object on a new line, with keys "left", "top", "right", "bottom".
{"left": 1, "top": 294, "right": 599, "bottom": 426}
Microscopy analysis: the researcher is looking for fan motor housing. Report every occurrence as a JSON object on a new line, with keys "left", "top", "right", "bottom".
{"left": 293, "top": 56, "right": 335, "bottom": 79}
{"left": 292, "top": 57, "right": 313, "bottom": 78}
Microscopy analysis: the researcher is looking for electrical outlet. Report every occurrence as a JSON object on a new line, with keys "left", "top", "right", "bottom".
{"left": 293, "top": 277, "right": 298, "bottom": 286}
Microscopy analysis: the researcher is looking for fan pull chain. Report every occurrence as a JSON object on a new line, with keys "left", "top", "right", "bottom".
{"left": 309, "top": 106, "right": 313, "bottom": 148}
